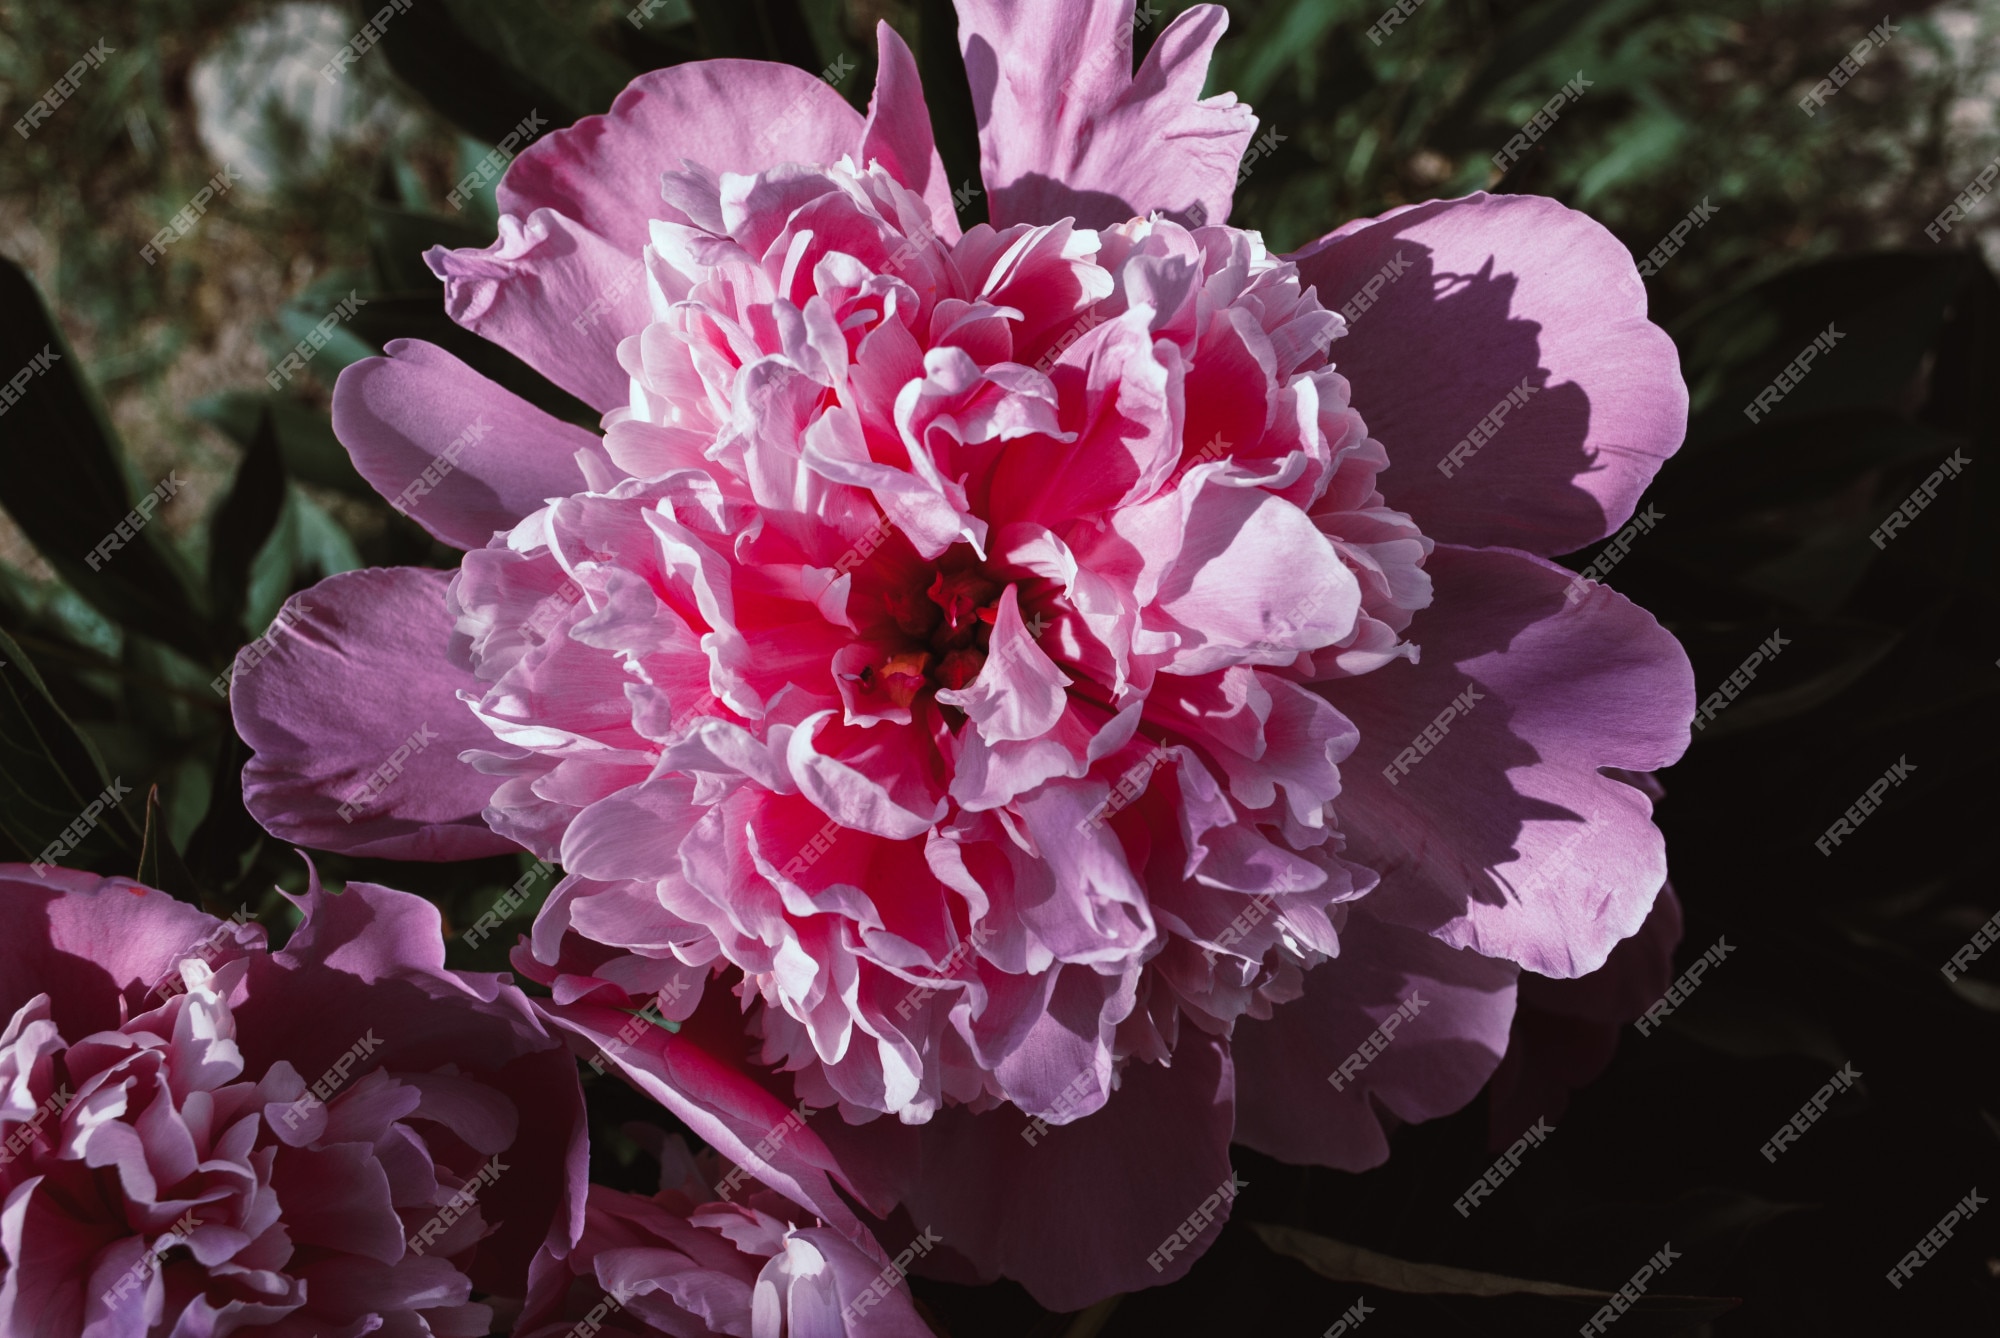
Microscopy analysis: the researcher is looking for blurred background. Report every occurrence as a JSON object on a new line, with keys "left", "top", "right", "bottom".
{"left": 1, "top": 0, "right": 1996, "bottom": 1333}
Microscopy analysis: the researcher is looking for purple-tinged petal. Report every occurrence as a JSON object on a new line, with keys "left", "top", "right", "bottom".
{"left": 333, "top": 340, "right": 605, "bottom": 549}
{"left": 1231, "top": 907, "right": 1518, "bottom": 1170}
{"left": 1290, "top": 193, "right": 1687, "bottom": 555}
{"left": 817, "top": 1032, "right": 1235, "bottom": 1311}
{"left": 1317, "top": 544, "right": 1693, "bottom": 977}
{"left": 233, "top": 570, "right": 519, "bottom": 860}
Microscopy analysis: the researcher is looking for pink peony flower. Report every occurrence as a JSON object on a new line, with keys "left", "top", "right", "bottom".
{"left": 231, "top": 0, "right": 1694, "bottom": 1308}
{"left": 523, "top": 1135, "right": 931, "bottom": 1338}
{"left": 0, "top": 866, "right": 589, "bottom": 1336}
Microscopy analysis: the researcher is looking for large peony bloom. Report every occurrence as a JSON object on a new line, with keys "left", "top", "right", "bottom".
{"left": 524, "top": 1135, "right": 931, "bottom": 1338}
{"left": 231, "top": 0, "right": 1693, "bottom": 1308}
{"left": 0, "top": 867, "right": 588, "bottom": 1336}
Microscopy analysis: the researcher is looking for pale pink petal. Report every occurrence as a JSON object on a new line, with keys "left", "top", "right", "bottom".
{"left": 956, "top": 0, "right": 1256, "bottom": 229}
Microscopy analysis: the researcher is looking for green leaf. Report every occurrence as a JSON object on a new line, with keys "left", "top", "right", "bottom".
{"left": 1251, "top": 1224, "right": 1736, "bottom": 1328}
{"left": 0, "top": 625, "right": 140, "bottom": 868}
{"left": 207, "top": 408, "right": 289, "bottom": 639}
{"left": 0, "top": 256, "right": 216, "bottom": 663}
{"left": 192, "top": 391, "right": 373, "bottom": 497}
{"left": 375, "top": 0, "right": 638, "bottom": 141}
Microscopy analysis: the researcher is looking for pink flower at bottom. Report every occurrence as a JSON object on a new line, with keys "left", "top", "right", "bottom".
{"left": 525, "top": 1137, "right": 930, "bottom": 1338}
{"left": 0, "top": 867, "right": 588, "bottom": 1337}
{"left": 229, "top": 0, "right": 1694, "bottom": 1309}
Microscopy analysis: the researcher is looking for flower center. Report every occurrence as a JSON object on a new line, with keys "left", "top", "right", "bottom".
{"left": 847, "top": 545, "right": 1048, "bottom": 713}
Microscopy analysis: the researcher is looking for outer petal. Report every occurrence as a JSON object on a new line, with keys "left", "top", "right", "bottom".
{"left": 859, "top": 22, "right": 961, "bottom": 243}
{"left": 956, "top": 0, "right": 1256, "bottom": 229}
{"left": 233, "top": 569, "right": 519, "bottom": 860}
{"left": 524, "top": 985, "right": 887, "bottom": 1251}
{"left": 1485, "top": 882, "right": 1681, "bottom": 1144}
{"left": 1290, "top": 193, "right": 1687, "bottom": 556}
{"left": 817, "top": 1033, "right": 1236, "bottom": 1311}
{"left": 1316, "top": 545, "right": 1693, "bottom": 978}
{"left": 0, "top": 870, "right": 233, "bottom": 1039}
{"left": 495, "top": 60, "right": 866, "bottom": 262}
{"left": 333, "top": 340, "right": 604, "bottom": 549}
{"left": 426, "top": 210, "right": 651, "bottom": 412}
{"left": 1230, "top": 907, "right": 1518, "bottom": 1170}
